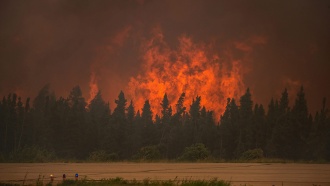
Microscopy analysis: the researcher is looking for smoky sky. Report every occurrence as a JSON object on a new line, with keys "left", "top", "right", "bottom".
{"left": 1, "top": 0, "right": 329, "bottom": 113}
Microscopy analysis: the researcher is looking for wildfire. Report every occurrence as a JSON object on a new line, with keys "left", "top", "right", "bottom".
{"left": 127, "top": 29, "right": 246, "bottom": 120}
{"left": 87, "top": 71, "right": 99, "bottom": 105}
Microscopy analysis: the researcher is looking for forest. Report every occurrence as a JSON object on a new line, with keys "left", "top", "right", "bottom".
{"left": 0, "top": 85, "right": 329, "bottom": 162}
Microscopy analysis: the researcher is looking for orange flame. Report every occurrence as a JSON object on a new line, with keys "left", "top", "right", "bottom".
{"left": 87, "top": 71, "right": 99, "bottom": 105}
{"left": 127, "top": 29, "right": 246, "bottom": 120}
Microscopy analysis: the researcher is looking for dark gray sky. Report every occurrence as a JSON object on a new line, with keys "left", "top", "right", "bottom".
{"left": 1, "top": 0, "right": 329, "bottom": 114}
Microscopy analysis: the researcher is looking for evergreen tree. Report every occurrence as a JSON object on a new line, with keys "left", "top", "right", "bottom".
{"left": 16, "top": 97, "right": 25, "bottom": 150}
{"left": 187, "top": 96, "right": 202, "bottom": 145}
{"left": 49, "top": 96, "right": 70, "bottom": 157}
{"left": 135, "top": 110, "right": 141, "bottom": 120}
{"left": 1, "top": 84, "right": 329, "bottom": 162}
{"left": 0, "top": 94, "right": 31, "bottom": 156}
{"left": 113, "top": 91, "right": 127, "bottom": 121}
{"left": 88, "top": 91, "right": 110, "bottom": 150}
{"left": 29, "top": 85, "right": 56, "bottom": 149}
{"left": 293, "top": 87, "right": 308, "bottom": 118}
{"left": 126, "top": 101, "right": 137, "bottom": 158}
{"left": 0, "top": 96, "right": 9, "bottom": 154}
{"left": 279, "top": 88, "right": 289, "bottom": 114}
{"left": 142, "top": 100, "right": 153, "bottom": 126}
{"left": 127, "top": 100, "right": 135, "bottom": 125}
{"left": 16, "top": 97, "right": 30, "bottom": 152}
{"left": 253, "top": 104, "right": 267, "bottom": 149}
{"left": 66, "top": 86, "right": 88, "bottom": 158}
{"left": 131, "top": 109, "right": 143, "bottom": 156}
{"left": 267, "top": 89, "right": 293, "bottom": 158}
{"left": 172, "top": 93, "right": 186, "bottom": 125}
{"left": 176, "top": 93, "right": 186, "bottom": 116}
{"left": 265, "top": 97, "right": 279, "bottom": 156}
{"left": 141, "top": 100, "right": 156, "bottom": 146}
{"left": 200, "top": 109, "right": 217, "bottom": 153}
{"left": 89, "top": 91, "right": 110, "bottom": 119}
{"left": 125, "top": 100, "right": 136, "bottom": 158}
{"left": 290, "top": 86, "right": 309, "bottom": 159}
{"left": 237, "top": 88, "right": 253, "bottom": 155}
{"left": 109, "top": 91, "right": 128, "bottom": 158}
{"left": 158, "top": 94, "right": 173, "bottom": 156}
{"left": 219, "top": 98, "right": 240, "bottom": 159}
{"left": 161, "top": 93, "right": 172, "bottom": 123}
{"left": 239, "top": 88, "right": 253, "bottom": 119}
{"left": 2, "top": 94, "right": 13, "bottom": 154}
{"left": 308, "top": 98, "right": 329, "bottom": 160}
{"left": 67, "top": 86, "right": 86, "bottom": 111}
{"left": 166, "top": 93, "right": 186, "bottom": 159}
{"left": 189, "top": 96, "right": 201, "bottom": 121}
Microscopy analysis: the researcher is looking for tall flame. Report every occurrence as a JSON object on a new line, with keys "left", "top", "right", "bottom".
{"left": 127, "top": 29, "right": 246, "bottom": 120}
{"left": 87, "top": 71, "right": 99, "bottom": 105}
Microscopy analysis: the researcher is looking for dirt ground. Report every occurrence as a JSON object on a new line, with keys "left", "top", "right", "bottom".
{"left": 0, "top": 163, "right": 329, "bottom": 186}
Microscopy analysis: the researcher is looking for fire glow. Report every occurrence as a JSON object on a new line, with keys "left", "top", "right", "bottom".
{"left": 87, "top": 71, "right": 99, "bottom": 105}
{"left": 126, "top": 29, "right": 246, "bottom": 120}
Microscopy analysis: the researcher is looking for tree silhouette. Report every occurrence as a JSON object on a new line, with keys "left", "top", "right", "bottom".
{"left": 109, "top": 91, "right": 128, "bottom": 158}
{"left": 88, "top": 91, "right": 110, "bottom": 150}
{"left": 127, "top": 100, "right": 135, "bottom": 125}
{"left": 219, "top": 98, "right": 239, "bottom": 159}
{"left": 66, "top": 86, "right": 89, "bottom": 158}
{"left": 237, "top": 88, "right": 253, "bottom": 155}
{"left": 141, "top": 100, "right": 155, "bottom": 146}
{"left": 113, "top": 91, "right": 127, "bottom": 121}
{"left": 161, "top": 93, "right": 172, "bottom": 122}
{"left": 0, "top": 84, "right": 329, "bottom": 162}
{"left": 142, "top": 100, "right": 153, "bottom": 126}
{"left": 290, "top": 86, "right": 309, "bottom": 159}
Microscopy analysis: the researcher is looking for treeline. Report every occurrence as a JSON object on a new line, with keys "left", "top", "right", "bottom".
{"left": 0, "top": 85, "right": 329, "bottom": 162}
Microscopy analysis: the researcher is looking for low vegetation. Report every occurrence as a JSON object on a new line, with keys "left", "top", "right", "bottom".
{"left": 179, "top": 143, "right": 210, "bottom": 161}
{"left": 8, "top": 146, "right": 55, "bottom": 163}
{"left": 133, "top": 145, "right": 162, "bottom": 161}
{"left": 88, "top": 150, "right": 118, "bottom": 162}
{"left": 239, "top": 148, "right": 264, "bottom": 161}
{"left": 0, "top": 177, "right": 231, "bottom": 186}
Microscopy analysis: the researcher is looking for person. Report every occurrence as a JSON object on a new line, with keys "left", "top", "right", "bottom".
{"left": 50, "top": 174, "right": 54, "bottom": 182}
{"left": 75, "top": 173, "right": 78, "bottom": 181}
{"left": 62, "top": 174, "right": 66, "bottom": 181}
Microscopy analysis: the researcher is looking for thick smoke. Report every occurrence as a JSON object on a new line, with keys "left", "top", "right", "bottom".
{"left": 0, "top": 0, "right": 329, "bottom": 113}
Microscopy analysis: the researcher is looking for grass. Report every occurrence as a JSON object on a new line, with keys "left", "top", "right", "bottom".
{"left": 65, "top": 157, "right": 330, "bottom": 164}
{"left": 0, "top": 177, "right": 231, "bottom": 186}
{"left": 230, "top": 157, "right": 330, "bottom": 164}
{"left": 2, "top": 155, "right": 329, "bottom": 164}
{"left": 57, "top": 177, "right": 231, "bottom": 186}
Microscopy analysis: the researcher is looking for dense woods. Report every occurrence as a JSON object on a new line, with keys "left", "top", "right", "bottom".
{"left": 0, "top": 85, "right": 329, "bottom": 162}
